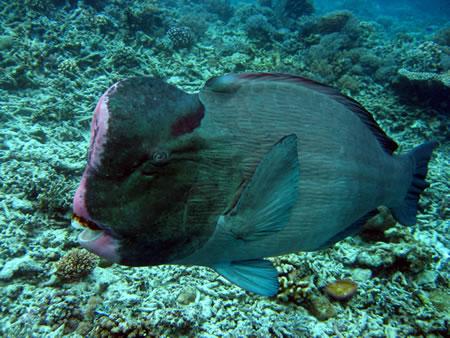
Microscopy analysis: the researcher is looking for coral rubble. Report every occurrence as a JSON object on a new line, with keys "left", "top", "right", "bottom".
{"left": 0, "top": 0, "right": 448, "bottom": 337}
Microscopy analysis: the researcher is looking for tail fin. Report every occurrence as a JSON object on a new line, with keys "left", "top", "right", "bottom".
{"left": 391, "top": 141, "right": 438, "bottom": 226}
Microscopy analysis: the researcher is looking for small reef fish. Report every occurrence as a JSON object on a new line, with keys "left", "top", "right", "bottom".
{"left": 72, "top": 73, "right": 437, "bottom": 296}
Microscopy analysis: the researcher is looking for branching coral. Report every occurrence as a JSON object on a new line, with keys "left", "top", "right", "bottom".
{"left": 24, "top": 166, "right": 74, "bottom": 216}
{"left": 124, "top": 0, "right": 164, "bottom": 34}
{"left": 90, "top": 308, "right": 198, "bottom": 337}
{"left": 276, "top": 259, "right": 315, "bottom": 304}
{"left": 92, "top": 316, "right": 156, "bottom": 338}
{"left": 55, "top": 248, "right": 98, "bottom": 282}
{"left": 275, "top": 258, "right": 336, "bottom": 320}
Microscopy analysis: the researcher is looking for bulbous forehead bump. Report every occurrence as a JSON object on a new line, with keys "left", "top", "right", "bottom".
{"left": 106, "top": 77, "right": 202, "bottom": 135}
{"left": 86, "top": 77, "right": 204, "bottom": 176}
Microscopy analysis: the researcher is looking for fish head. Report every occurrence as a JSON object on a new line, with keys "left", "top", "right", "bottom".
{"left": 72, "top": 77, "right": 207, "bottom": 266}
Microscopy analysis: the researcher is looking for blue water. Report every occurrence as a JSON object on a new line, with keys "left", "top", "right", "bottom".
{"left": 314, "top": 0, "right": 450, "bottom": 32}
{"left": 237, "top": 0, "right": 450, "bottom": 31}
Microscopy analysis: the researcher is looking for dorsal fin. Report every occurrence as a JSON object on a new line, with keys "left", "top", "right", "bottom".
{"left": 211, "top": 73, "right": 398, "bottom": 154}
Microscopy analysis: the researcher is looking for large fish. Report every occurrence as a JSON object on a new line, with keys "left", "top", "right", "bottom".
{"left": 72, "top": 73, "right": 437, "bottom": 296}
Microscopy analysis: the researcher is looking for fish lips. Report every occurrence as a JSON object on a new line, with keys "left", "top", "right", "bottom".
{"left": 71, "top": 214, "right": 121, "bottom": 263}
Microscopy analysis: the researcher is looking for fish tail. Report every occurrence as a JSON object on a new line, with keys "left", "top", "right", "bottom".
{"left": 391, "top": 141, "right": 438, "bottom": 226}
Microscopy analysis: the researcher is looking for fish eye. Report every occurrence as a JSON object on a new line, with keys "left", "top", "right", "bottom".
{"left": 151, "top": 150, "right": 169, "bottom": 167}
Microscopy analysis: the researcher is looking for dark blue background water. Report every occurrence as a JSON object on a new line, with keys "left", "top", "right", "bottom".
{"left": 235, "top": 0, "right": 450, "bottom": 32}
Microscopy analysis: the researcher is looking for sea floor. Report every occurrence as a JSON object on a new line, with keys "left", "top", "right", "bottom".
{"left": 0, "top": 1, "right": 449, "bottom": 337}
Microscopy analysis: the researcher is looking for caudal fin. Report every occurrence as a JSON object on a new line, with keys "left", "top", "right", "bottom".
{"left": 391, "top": 141, "right": 438, "bottom": 226}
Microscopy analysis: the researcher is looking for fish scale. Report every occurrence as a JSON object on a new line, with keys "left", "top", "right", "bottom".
{"left": 196, "top": 75, "right": 397, "bottom": 253}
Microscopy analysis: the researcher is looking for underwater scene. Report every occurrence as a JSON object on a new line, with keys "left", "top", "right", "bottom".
{"left": 0, "top": 0, "right": 449, "bottom": 337}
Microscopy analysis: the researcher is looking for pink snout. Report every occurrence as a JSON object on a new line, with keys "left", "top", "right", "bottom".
{"left": 73, "top": 169, "right": 90, "bottom": 221}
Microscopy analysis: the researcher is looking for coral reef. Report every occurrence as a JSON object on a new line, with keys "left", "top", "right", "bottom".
{"left": 275, "top": 257, "right": 337, "bottom": 320}
{"left": 302, "top": 10, "right": 354, "bottom": 36}
{"left": 265, "top": 0, "right": 314, "bottom": 19}
{"left": 204, "top": 0, "right": 234, "bottom": 22}
{"left": 167, "top": 26, "right": 195, "bottom": 49}
{"left": 124, "top": 0, "right": 164, "bottom": 35}
{"left": 434, "top": 26, "right": 450, "bottom": 47}
{"left": 324, "top": 279, "right": 358, "bottom": 301}
{"left": 360, "top": 206, "right": 397, "bottom": 241}
{"left": 23, "top": 166, "right": 74, "bottom": 216}
{"left": 0, "top": 0, "right": 448, "bottom": 336}
{"left": 0, "top": 255, "right": 43, "bottom": 281}
{"left": 91, "top": 315, "right": 157, "bottom": 337}
{"left": 55, "top": 248, "right": 98, "bottom": 282}
{"left": 393, "top": 68, "right": 450, "bottom": 108}
{"left": 244, "top": 14, "right": 275, "bottom": 41}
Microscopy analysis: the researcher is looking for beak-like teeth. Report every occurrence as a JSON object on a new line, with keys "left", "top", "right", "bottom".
{"left": 71, "top": 218, "right": 84, "bottom": 229}
{"left": 72, "top": 214, "right": 102, "bottom": 230}
{"left": 78, "top": 228, "right": 103, "bottom": 242}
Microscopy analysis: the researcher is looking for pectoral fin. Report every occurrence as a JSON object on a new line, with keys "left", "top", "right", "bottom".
{"left": 214, "top": 259, "right": 279, "bottom": 296}
{"left": 219, "top": 134, "right": 300, "bottom": 242}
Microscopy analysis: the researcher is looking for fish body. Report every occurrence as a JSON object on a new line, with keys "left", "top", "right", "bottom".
{"left": 73, "top": 73, "right": 437, "bottom": 295}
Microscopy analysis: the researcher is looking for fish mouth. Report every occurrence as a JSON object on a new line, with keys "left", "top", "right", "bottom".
{"left": 72, "top": 213, "right": 103, "bottom": 231}
{"left": 72, "top": 213, "right": 104, "bottom": 242}
{"left": 71, "top": 213, "right": 121, "bottom": 262}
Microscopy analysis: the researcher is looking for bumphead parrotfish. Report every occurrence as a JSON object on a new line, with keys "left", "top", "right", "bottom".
{"left": 72, "top": 73, "right": 437, "bottom": 296}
